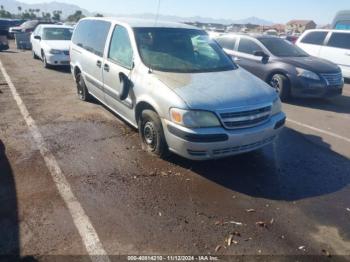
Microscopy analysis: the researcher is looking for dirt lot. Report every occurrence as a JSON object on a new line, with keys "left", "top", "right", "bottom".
{"left": 0, "top": 43, "right": 350, "bottom": 262}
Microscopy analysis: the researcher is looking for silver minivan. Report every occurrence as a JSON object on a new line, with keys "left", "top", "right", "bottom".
{"left": 70, "top": 18, "right": 286, "bottom": 160}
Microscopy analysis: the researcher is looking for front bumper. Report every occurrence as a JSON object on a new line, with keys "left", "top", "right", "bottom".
{"left": 163, "top": 112, "right": 286, "bottom": 160}
{"left": 46, "top": 53, "right": 70, "bottom": 66}
{"left": 290, "top": 75, "right": 344, "bottom": 98}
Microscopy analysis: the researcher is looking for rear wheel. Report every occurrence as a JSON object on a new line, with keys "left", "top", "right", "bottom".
{"left": 76, "top": 72, "right": 92, "bottom": 102}
{"left": 270, "top": 74, "right": 290, "bottom": 102}
{"left": 138, "top": 110, "right": 169, "bottom": 158}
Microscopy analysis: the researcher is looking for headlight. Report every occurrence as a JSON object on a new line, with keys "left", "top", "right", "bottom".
{"left": 170, "top": 108, "right": 221, "bottom": 128}
{"left": 296, "top": 68, "right": 320, "bottom": 80}
{"left": 271, "top": 97, "right": 282, "bottom": 115}
{"left": 49, "top": 49, "right": 62, "bottom": 54}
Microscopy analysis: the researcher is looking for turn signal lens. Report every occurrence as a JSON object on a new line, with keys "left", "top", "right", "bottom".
{"left": 171, "top": 111, "right": 182, "bottom": 123}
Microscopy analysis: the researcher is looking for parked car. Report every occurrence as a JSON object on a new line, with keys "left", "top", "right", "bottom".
{"left": 332, "top": 10, "right": 350, "bottom": 30}
{"left": 296, "top": 29, "right": 350, "bottom": 79}
{"left": 31, "top": 25, "right": 73, "bottom": 68}
{"left": 70, "top": 18, "right": 286, "bottom": 160}
{"left": 0, "top": 19, "right": 26, "bottom": 38}
{"left": 0, "top": 29, "right": 9, "bottom": 51}
{"left": 9, "top": 20, "right": 53, "bottom": 35}
{"left": 280, "top": 35, "right": 299, "bottom": 44}
{"left": 7, "top": 19, "right": 27, "bottom": 38}
{"left": 216, "top": 34, "right": 344, "bottom": 100}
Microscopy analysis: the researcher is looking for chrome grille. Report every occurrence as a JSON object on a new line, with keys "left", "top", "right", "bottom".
{"left": 320, "top": 72, "right": 343, "bottom": 86}
{"left": 219, "top": 106, "right": 271, "bottom": 129}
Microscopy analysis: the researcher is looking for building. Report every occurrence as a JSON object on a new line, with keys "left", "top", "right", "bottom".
{"left": 286, "top": 20, "right": 316, "bottom": 34}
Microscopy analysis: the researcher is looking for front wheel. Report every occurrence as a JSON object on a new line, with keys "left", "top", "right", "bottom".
{"left": 32, "top": 50, "right": 39, "bottom": 59}
{"left": 138, "top": 110, "right": 169, "bottom": 158}
{"left": 270, "top": 74, "right": 290, "bottom": 102}
{"left": 42, "top": 52, "right": 50, "bottom": 69}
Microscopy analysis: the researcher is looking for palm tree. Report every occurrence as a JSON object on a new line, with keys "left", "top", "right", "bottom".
{"left": 18, "top": 6, "right": 22, "bottom": 14}
{"left": 1, "top": 5, "right": 4, "bottom": 10}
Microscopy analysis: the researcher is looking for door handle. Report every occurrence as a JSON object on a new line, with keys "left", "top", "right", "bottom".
{"left": 96, "top": 60, "right": 102, "bottom": 68}
{"left": 104, "top": 64, "right": 110, "bottom": 72}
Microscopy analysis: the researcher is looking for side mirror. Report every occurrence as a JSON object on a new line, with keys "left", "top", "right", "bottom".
{"left": 253, "top": 50, "right": 268, "bottom": 57}
{"left": 34, "top": 35, "right": 41, "bottom": 40}
{"left": 253, "top": 50, "right": 269, "bottom": 63}
{"left": 119, "top": 73, "right": 133, "bottom": 101}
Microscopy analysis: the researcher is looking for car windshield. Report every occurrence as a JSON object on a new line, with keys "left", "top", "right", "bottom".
{"left": 259, "top": 37, "right": 309, "bottom": 57}
{"left": 42, "top": 28, "right": 73, "bottom": 41}
{"left": 21, "top": 20, "right": 38, "bottom": 28}
{"left": 134, "top": 28, "right": 236, "bottom": 73}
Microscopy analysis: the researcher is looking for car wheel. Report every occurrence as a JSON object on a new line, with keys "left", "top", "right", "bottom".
{"left": 76, "top": 72, "right": 91, "bottom": 102}
{"left": 270, "top": 74, "right": 290, "bottom": 102}
{"left": 42, "top": 52, "right": 50, "bottom": 69}
{"left": 32, "top": 50, "right": 39, "bottom": 59}
{"left": 138, "top": 110, "right": 169, "bottom": 158}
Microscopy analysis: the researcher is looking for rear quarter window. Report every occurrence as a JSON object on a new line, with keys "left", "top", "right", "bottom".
{"left": 72, "top": 20, "right": 111, "bottom": 57}
{"left": 327, "top": 33, "right": 350, "bottom": 50}
{"left": 300, "top": 31, "right": 328, "bottom": 45}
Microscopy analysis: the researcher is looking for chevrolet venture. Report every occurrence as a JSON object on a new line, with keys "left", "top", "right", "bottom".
{"left": 70, "top": 18, "right": 286, "bottom": 160}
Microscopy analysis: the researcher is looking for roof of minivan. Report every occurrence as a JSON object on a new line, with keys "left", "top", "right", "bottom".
{"left": 82, "top": 17, "right": 199, "bottom": 29}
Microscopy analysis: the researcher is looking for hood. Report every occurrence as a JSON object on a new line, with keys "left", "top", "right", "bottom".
{"left": 154, "top": 68, "right": 277, "bottom": 111}
{"left": 10, "top": 26, "right": 22, "bottom": 30}
{"left": 42, "top": 40, "right": 70, "bottom": 51}
{"left": 279, "top": 56, "right": 340, "bottom": 73}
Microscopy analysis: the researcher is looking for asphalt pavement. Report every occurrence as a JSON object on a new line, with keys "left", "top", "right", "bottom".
{"left": 0, "top": 43, "right": 349, "bottom": 262}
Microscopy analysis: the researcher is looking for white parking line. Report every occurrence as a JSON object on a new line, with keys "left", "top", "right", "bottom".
{"left": 0, "top": 60, "right": 110, "bottom": 262}
{"left": 287, "top": 118, "right": 350, "bottom": 143}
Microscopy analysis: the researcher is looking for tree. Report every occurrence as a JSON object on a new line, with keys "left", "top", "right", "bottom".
{"left": 17, "top": 6, "right": 22, "bottom": 14}
{"left": 0, "top": 7, "right": 13, "bottom": 18}
{"left": 67, "top": 10, "right": 85, "bottom": 22}
{"left": 95, "top": 13, "right": 103, "bottom": 17}
{"left": 52, "top": 10, "right": 62, "bottom": 21}
{"left": 42, "top": 12, "right": 51, "bottom": 19}
{"left": 21, "top": 9, "right": 37, "bottom": 19}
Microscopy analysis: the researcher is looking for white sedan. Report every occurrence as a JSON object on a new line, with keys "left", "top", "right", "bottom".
{"left": 31, "top": 25, "right": 73, "bottom": 68}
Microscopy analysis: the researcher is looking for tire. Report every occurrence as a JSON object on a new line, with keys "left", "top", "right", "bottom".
{"left": 42, "top": 52, "right": 50, "bottom": 69}
{"left": 270, "top": 74, "right": 291, "bottom": 102}
{"left": 76, "top": 72, "right": 92, "bottom": 102}
{"left": 138, "top": 110, "right": 169, "bottom": 158}
{"left": 32, "top": 50, "right": 39, "bottom": 60}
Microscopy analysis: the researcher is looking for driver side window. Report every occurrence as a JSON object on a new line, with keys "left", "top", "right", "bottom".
{"left": 238, "top": 38, "right": 263, "bottom": 55}
{"left": 108, "top": 25, "right": 134, "bottom": 69}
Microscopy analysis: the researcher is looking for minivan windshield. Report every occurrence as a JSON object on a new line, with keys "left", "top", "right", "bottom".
{"left": 42, "top": 27, "right": 73, "bottom": 41}
{"left": 21, "top": 20, "right": 39, "bottom": 28}
{"left": 259, "top": 37, "right": 309, "bottom": 57}
{"left": 134, "top": 28, "right": 236, "bottom": 73}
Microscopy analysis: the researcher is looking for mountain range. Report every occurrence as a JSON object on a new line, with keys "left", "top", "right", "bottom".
{"left": 0, "top": 0, "right": 275, "bottom": 25}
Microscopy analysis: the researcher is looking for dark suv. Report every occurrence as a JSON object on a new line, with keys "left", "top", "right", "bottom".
{"left": 216, "top": 34, "right": 344, "bottom": 101}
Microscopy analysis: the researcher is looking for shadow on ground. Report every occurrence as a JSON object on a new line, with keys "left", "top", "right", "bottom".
{"left": 166, "top": 127, "right": 350, "bottom": 201}
{"left": 286, "top": 95, "right": 350, "bottom": 114}
{"left": 0, "top": 140, "right": 37, "bottom": 262}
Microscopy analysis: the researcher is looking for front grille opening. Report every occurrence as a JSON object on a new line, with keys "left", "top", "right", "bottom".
{"left": 219, "top": 106, "right": 272, "bottom": 130}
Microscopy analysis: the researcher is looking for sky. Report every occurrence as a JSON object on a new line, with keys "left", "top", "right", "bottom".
{"left": 17, "top": 0, "right": 350, "bottom": 24}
